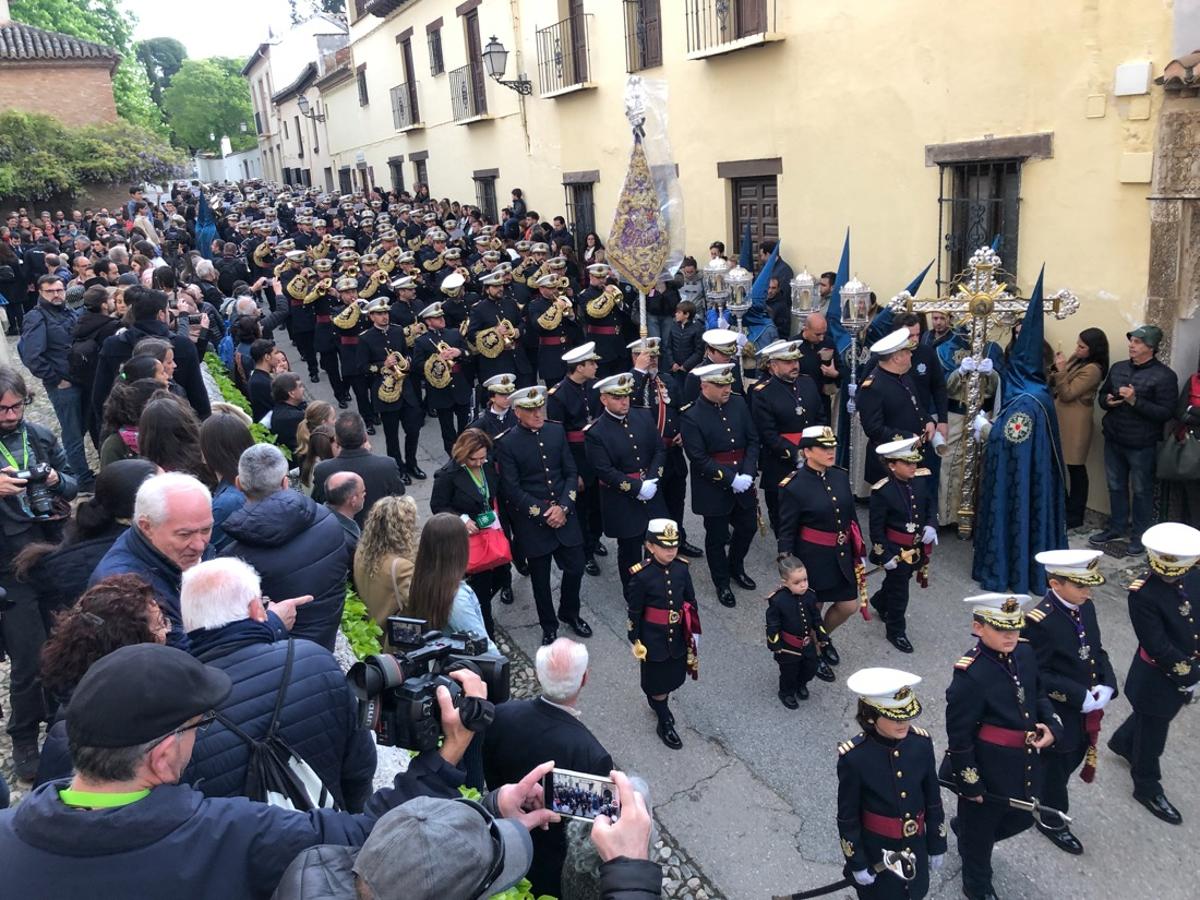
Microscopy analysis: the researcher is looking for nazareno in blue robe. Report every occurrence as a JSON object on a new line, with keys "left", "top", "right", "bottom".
{"left": 971, "top": 269, "right": 1068, "bottom": 593}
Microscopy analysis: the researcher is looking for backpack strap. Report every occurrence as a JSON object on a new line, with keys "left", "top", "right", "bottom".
{"left": 266, "top": 638, "right": 296, "bottom": 739}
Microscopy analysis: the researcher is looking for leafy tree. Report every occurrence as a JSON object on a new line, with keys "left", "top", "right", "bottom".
{"left": 0, "top": 111, "right": 187, "bottom": 203}
{"left": 135, "top": 37, "right": 188, "bottom": 107}
{"left": 10, "top": 0, "right": 163, "bottom": 130}
{"left": 161, "top": 59, "right": 256, "bottom": 154}
{"left": 289, "top": 0, "right": 345, "bottom": 24}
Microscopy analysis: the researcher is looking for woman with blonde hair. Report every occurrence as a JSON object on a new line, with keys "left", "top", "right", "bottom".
{"left": 352, "top": 494, "right": 419, "bottom": 640}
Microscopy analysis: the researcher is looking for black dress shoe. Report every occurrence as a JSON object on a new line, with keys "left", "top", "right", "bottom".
{"left": 559, "top": 616, "right": 593, "bottom": 638}
{"left": 584, "top": 557, "right": 601, "bottom": 576}
{"left": 1037, "top": 822, "right": 1083, "bottom": 854}
{"left": 815, "top": 660, "right": 836, "bottom": 682}
{"left": 778, "top": 692, "right": 799, "bottom": 709}
{"left": 718, "top": 587, "right": 737, "bottom": 608}
{"left": 514, "top": 558, "right": 530, "bottom": 577}
{"left": 656, "top": 720, "right": 683, "bottom": 750}
{"left": 888, "top": 633, "right": 914, "bottom": 654}
{"left": 399, "top": 471, "right": 412, "bottom": 486}
{"left": 679, "top": 541, "right": 704, "bottom": 558}
{"left": 822, "top": 642, "right": 840, "bottom": 666}
{"left": 731, "top": 571, "right": 757, "bottom": 591}
{"left": 366, "top": 424, "right": 376, "bottom": 435}
{"left": 1135, "top": 792, "right": 1183, "bottom": 824}
{"left": 592, "top": 543, "right": 608, "bottom": 557}
{"left": 408, "top": 465, "right": 427, "bottom": 480}
{"left": 541, "top": 629, "right": 558, "bottom": 646}
{"left": 12, "top": 743, "right": 39, "bottom": 782}
{"left": 796, "top": 684, "right": 810, "bottom": 700}
{"left": 310, "top": 371, "right": 321, "bottom": 383}
{"left": 499, "top": 588, "right": 514, "bottom": 605}
{"left": 337, "top": 396, "right": 350, "bottom": 409}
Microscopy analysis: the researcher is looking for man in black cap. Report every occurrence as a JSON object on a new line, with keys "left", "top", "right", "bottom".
{"left": 0, "top": 643, "right": 488, "bottom": 899}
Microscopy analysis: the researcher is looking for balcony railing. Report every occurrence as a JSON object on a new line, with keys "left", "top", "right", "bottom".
{"left": 535, "top": 14, "right": 593, "bottom": 95}
{"left": 449, "top": 64, "right": 487, "bottom": 121}
{"left": 389, "top": 81, "right": 420, "bottom": 129}
{"left": 685, "top": 0, "right": 776, "bottom": 55}
{"left": 623, "top": 1, "right": 663, "bottom": 73}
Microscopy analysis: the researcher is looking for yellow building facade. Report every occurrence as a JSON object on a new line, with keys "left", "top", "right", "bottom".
{"left": 265, "top": 0, "right": 1200, "bottom": 514}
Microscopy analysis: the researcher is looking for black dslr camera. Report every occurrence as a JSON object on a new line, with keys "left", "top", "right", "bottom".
{"left": 348, "top": 616, "right": 510, "bottom": 751}
{"left": 14, "top": 462, "right": 55, "bottom": 517}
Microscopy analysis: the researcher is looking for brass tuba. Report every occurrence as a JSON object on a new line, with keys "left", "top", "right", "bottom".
{"left": 423, "top": 340, "right": 454, "bottom": 390}
{"left": 253, "top": 240, "right": 275, "bottom": 269}
{"left": 332, "top": 300, "right": 361, "bottom": 330}
{"left": 587, "top": 284, "right": 622, "bottom": 319}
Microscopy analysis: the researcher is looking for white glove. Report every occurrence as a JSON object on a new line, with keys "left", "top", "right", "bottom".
{"left": 922, "top": 525, "right": 939, "bottom": 546}
{"left": 930, "top": 854, "right": 945, "bottom": 872}
{"left": 637, "top": 479, "right": 658, "bottom": 501}
{"left": 1093, "top": 684, "right": 1115, "bottom": 708}
{"left": 852, "top": 870, "right": 876, "bottom": 886}
{"left": 847, "top": 382, "right": 857, "bottom": 399}
{"left": 717, "top": 315, "right": 729, "bottom": 329}
{"left": 736, "top": 332, "right": 748, "bottom": 349}
{"left": 972, "top": 412, "right": 991, "bottom": 442}
{"left": 846, "top": 400, "right": 857, "bottom": 415}
{"left": 883, "top": 557, "right": 899, "bottom": 571}
{"left": 958, "top": 356, "right": 978, "bottom": 374}
{"left": 978, "top": 358, "right": 995, "bottom": 375}
{"left": 1080, "top": 692, "right": 1103, "bottom": 714}
{"left": 731, "top": 473, "right": 753, "bottom": 493}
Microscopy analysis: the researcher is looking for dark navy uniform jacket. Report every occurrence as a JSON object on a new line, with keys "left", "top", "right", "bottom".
{"left": 547, "top": 377, "right": 600, "bottom": 481}
{"left": 857, "top": 368, "right": 932, "bottom": 484}
{"left": 836, "top": 728, "right": 947, "bottom": 898}
{"left": 357, "top": 324, "right": 418, "bottom": 412}
{"left": 764, "top": 587, "right": 825, "bottom": 653}
{"left": 626, "top": 558, "right": 696, "bottom": 662}
{"left": 1023, "top": 592, "right": 1117, "bottom": 754}
{"left": 943, "top": 642, "right": 1063, "bottom": 801}
{"left": 467, "top": 406, "right": 515, "bottom": 441}
{"left": 681, "top": 354, "right": 745, "bottom": 405}
{"left": 679, "top": 394, "right": 759, "bottom": 517}
{"left": 495, "top": 421, "right": 582, "bottom": 558}
{"left": 868, "top": 470, "right": 935, "bottom": 566}
{"left": 584, "top": 409, "right": 667, "bottom": 540}
{"left": 1122, "top": 570, "right": 1200, "bottom": 718}
{"left": 751, "top": 374, "right": 825, "bottom": 491}
{"left": 777, "top": 464, "right": 860, "bottom": 591}
{"left": 412, "top": 327, "right": 473, "bottom": 409}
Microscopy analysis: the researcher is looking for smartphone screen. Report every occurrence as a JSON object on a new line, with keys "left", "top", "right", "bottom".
{"left": 543, "top": 767, "right": 619, "bottom": 822}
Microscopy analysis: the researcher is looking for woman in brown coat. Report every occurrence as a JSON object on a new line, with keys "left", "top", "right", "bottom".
{"left": 1051, "top": 327, "right": 1109, "bottom": 528}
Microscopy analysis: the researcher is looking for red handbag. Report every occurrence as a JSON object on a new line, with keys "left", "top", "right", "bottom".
{"left": 467, "top": 527, "right": 512, "bottom": 574}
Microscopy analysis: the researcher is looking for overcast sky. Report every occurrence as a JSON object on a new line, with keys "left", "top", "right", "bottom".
{"left": 125, "top": 0, "right": 295, "bottom": 61}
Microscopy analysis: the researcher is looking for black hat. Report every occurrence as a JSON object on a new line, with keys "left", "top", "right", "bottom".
{"left": 67, "top": 644, "right": 232, "bottom": 748}
{"left": 92, "top": 458, "right": 157, "bottom": 521}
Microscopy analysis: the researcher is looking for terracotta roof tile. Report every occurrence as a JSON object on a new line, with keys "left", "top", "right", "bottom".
{"left": 1156, "top": 50, "right": 1200, "bottom": 90}
{"left": 0, "top": 21, "right": 118, "bottom": 64}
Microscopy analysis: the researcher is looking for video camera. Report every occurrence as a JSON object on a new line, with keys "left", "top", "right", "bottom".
{"left": 347, "top": 616, "right": 510, "bottom": 751}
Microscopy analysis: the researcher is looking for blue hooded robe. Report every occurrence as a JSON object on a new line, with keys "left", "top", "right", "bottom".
{"left": 971, "top": 269, "right": 1067, "bottom": 592}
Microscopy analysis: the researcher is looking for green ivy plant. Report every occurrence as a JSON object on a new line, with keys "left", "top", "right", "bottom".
{"left": 341, "top": 587, "right": 383, "bottom": 659}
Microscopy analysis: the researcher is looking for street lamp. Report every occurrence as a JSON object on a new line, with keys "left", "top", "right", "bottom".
{"left": 702, "top": 257, "right": 731, "bottom": 324}
{"left": 208, "top": 131, "right": 216, "bottom": 142}
{"left": 297, "top": 93, "right": 326, "bottom": 122}
{"left": 239, "top": 122, "right": 248, "bottom": 133}
{"left": 482, "top": 36, "right": 533, "bottom": 95}
{"left": 789, "top": 269, "right": 817, "bottom": 336}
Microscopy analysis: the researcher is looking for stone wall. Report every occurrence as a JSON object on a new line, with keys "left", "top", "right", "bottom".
{"left": 0, "top": 63, "right": 117, "bottom": 128}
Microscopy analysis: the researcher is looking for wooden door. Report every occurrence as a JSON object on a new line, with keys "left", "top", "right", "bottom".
{"left": 569, "top": 0, "right": 589, "bottom": 83}
{"left": 465, "top": 11, "right": 488, "bottom": 115}
{"left": 732, "top": 176, "right": 778, "bottom": 265}
{"left": 401, "top": 38, "right": 420, "bottom": 123}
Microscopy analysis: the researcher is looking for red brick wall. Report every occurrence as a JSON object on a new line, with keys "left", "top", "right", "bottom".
{"left": 0, "top": 63, "right": 117, "bottom": 128}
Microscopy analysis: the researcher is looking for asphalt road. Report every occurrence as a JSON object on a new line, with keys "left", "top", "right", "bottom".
{"left": 290, "top": 340, "right": 1195, "bottom": 900}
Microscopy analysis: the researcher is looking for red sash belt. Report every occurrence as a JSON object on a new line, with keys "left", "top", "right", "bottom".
{"left": 566, "top": 430, "right": 586, "bottom": 443}
{"left": 800, "top": 526, "right": 848, "bottom": 547}
{"left": 600, "top": 472, "right": 642, "bottom": 489}
{"left": 1139, "top": 646, "right": 1156, "bottom": 667}
{"left": 781, "top": 432, "right": 802, "bottom": 445}
{"left": 779, "top": 631, "right": 810, "bottom": 650}
{"left": 711, "top": 450, "right": 745, "bottom": 465}
{"left": 539, "top": 336, "right": 567, "bottom": 346}
{"left": 643, "top": 607, "right": 682, "bottom": 626}
{"left": 978, "top": 724, "right": 1034, "bottom": 747}
{"left": 586, "top": 325, "right": 619, "bottom": 335}
{"left": 862, "top": 810, "right": 925, "bottom": 839}
{"left": 885, "top": 527, "right": 919, "bottom": 547}
{"left": 339, "top": 336, "right": 360, "bottom": 345}
{"left": 316, "top": 315, "right": 332, "bottom": 323}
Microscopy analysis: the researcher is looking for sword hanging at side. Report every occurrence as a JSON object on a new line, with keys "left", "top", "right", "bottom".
{"left": 937, "top": 778, "right": 1071, "bottom": 831}
{"left": 772, "top": 848, "right": 917, "bottom": 900}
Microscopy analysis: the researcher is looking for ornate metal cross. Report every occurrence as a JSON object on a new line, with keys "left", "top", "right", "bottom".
{"left": 887, "top": 246, "right": 1079, "bottom": 539}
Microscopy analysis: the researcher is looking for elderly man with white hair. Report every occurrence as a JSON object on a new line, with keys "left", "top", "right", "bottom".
{"left": 179, "top": 557, "right": 376, "bottom": 811}
{"left": 483, "top": 638, "right": 613, "bottom": 898}
{"left": 220, "top": 443, "right": 353, "bottom": 650}
{"left": 92, "top": 471, "right": 307, "bottom": 650}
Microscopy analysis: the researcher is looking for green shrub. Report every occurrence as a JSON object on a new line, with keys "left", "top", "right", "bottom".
{"left": 202, "top": 351, "right": 289, "bottom": 460}
{"left": 341, "top": 587, "right": 382, "bottom": 659}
